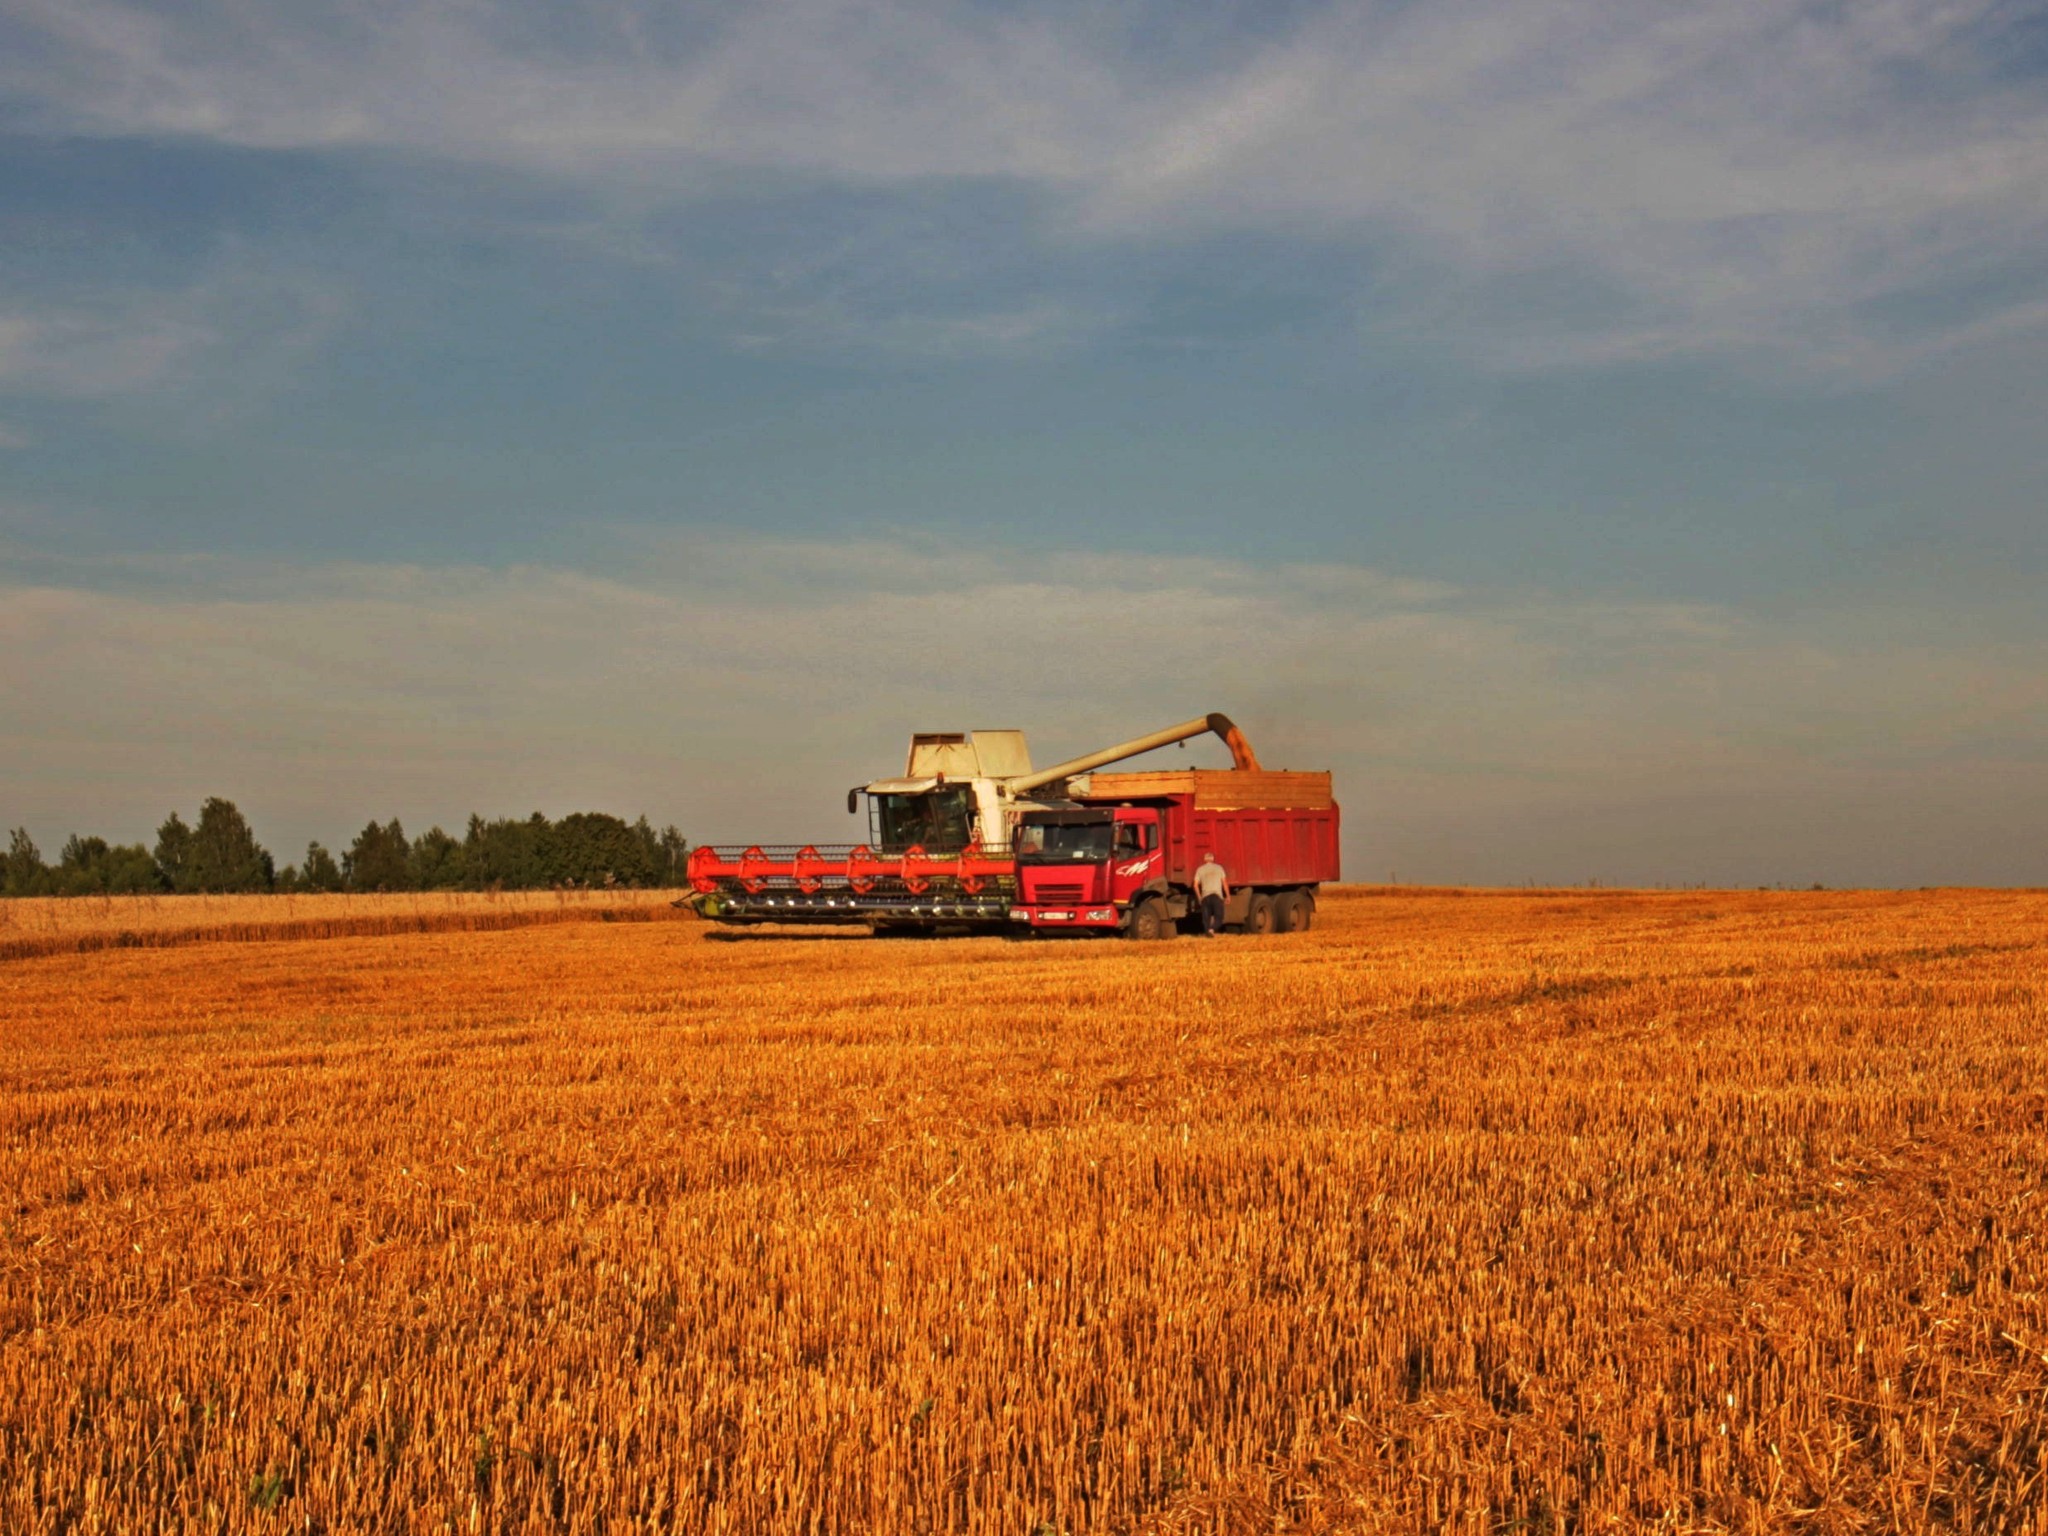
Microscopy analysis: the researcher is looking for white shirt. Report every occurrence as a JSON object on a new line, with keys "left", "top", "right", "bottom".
{"left": 1193, "top": 861, "right": 1228, "bottom": 898}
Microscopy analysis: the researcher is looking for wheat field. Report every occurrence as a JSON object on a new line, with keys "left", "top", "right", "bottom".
{"left": 2, "top": 887, "right": 2044, "bottom": 1533}
{"left": 0, "top": 889, "right": 680, "bottom": 962}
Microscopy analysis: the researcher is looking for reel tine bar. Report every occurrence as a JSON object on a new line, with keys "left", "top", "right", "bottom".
{"left": 688, "top": 842, "right": 1014, "bottom": 895}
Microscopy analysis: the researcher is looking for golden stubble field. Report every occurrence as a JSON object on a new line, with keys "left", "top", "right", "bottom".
{"left": 0, "top": 889, "right": 680, "bottom": 962}
{"left": 2, "top": 888, "right": 2045, "bottom": 1534}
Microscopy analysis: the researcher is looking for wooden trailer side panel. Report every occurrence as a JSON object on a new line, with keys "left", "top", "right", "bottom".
{"left": 1076, "top": 768, "right": 1333, "bottom": 809}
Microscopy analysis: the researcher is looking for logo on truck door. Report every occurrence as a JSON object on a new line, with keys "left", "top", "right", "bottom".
{"left": 1115, "top": 854, "right": 1157, "bottom": 878}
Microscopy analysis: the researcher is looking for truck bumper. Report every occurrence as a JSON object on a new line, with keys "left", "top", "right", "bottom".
{"left": 1008, "top": 905, "right": 1122, "bottom": 929}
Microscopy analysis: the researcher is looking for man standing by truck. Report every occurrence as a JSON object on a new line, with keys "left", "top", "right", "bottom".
{"left": 1194, "top": 852, "right": 1230, "bottom": 936}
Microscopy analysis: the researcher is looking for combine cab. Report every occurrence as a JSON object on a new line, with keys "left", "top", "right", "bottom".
{"left": 683, "top": 713, "right": 1339, "bottom": 937}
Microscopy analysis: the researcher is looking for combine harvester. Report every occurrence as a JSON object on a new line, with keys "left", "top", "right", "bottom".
{"left": 684, "top": 713, "right": 1339, "bottom": 939}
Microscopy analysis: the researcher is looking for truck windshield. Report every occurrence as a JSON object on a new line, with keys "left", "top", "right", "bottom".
{"left": 1015, "top": 821, "right": 1113, "bottom": 861}
{"left": 869, "top": 788, "right": 975, "bottom": 852}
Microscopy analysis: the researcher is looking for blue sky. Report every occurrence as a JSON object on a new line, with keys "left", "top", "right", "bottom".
{"left": 3, "top": 0, "right": 2046, "bottom": 884}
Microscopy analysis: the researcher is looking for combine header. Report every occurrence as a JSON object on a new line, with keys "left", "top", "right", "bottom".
{"left": 684, "top": 713, "right": 1339, "bottom": 938}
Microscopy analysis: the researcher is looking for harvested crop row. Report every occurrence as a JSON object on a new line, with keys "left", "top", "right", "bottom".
{"left": 0, "top": 888, "right": 682, "bottom": 946}
{"left": 0, "top": 899, "right": 683, "bottom": 964}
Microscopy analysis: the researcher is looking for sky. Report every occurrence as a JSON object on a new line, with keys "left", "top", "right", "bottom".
{"left": 2, "top": 0, "right": 2046, "bottom": 886}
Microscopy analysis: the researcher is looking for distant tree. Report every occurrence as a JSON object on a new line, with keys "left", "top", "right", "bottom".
{"left": 55, "top": 835, "right": 157, "bottom": 895}
{"left": 187, "top": 798, "right": 273, "bottom": 893}
{"left": 61, "top": 834, "right": 108, "bottom": 868}
{"left": 102, "top": 844, "right": 160, "bottom": 893}
{"left": 301, "top": 842, "right": 345, "bottom": 893}
{"left": 344, "top": 820, "right": 412, "bottom": 891}
{"left": 459, "top": 814, "right": 492, "bottom": 887}
{"left": 410, "top": 826, "right": 463, "bottom": 890}
{"left": 631, "top": 815, "right": 659, "bottom": 872}
{"left": 521, "top": 812, "right": 556, "bottom": 885}
{"left": 9, "top": 808, "right": 692, "bottom": 897}
{"left": 154, "top": 813, "right": 195, "bottom": 892}
{"left": 621, "top": 815, "right": 688, "bottom": 886}
{"left": 552, "top": 811, "right": 655, "bottom": 887}
{"left": 4, "top": 827, "right": 48, "bottom": 896}
{"left": 57, "top": 835, "right": 111, "bottom": 895}
{"left": 657, "top": 824, "right": 689, "bottom": 887}
{"left": 461, "top": 813, "right": 552, "bottom": 889}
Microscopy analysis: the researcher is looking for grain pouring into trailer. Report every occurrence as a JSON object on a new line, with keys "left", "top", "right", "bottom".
{"left": 683, "top": 713, "right": 1341, "bottom": 937}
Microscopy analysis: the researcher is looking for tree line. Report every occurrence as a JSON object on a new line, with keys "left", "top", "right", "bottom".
{"left": 1, "top": 798, "right": 690, "bottom": 895}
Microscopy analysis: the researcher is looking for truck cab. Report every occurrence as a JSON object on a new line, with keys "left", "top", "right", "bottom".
{"left": 1009, "top": 806, "right": 1165, "bottom": 932}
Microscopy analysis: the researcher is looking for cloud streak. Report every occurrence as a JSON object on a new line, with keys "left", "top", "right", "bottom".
{"left": 5, "top": 0, "right": 2046, "bottom": 373}
{"left": 4, "top": 536, "right": 2045, "bottom": 885}
{"left": 0, "top": 254, "right": 349, "bottom": 423}
{"left": 0, "top": 304, "right": 211, "bottom": 397}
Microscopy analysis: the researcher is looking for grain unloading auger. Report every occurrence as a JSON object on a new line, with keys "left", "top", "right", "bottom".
{"left": 684, "top": 713, "right": 1338, "bottom": 936}
{"left": 684, "top": 714, "right": 1254, "bottom": 925}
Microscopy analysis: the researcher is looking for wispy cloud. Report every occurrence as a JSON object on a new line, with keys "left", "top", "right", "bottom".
{"left": 5, "top": 0, "right": 2045, "bottom": 374}
{"left": 726, "top": 296, "right": 1112, "bottom": 360}
{"left": 5, "top": 536, "right": 2045, "bottom": 882}
{"left": 0, "top": 258, "right": 349, "bottom": 420}
{"left": 0, "top": 304, "right": 212, "bottom": 397}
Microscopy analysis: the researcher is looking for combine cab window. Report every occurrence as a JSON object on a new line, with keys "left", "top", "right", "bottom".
{"left": 1016, "top": 820, "right": 1114, "bottom": 862}
{"left": 869, "top": 789, "right": 975, "bottom": 853}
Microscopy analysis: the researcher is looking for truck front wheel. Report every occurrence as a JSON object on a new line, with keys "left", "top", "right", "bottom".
{"left": 1242, "top": 892, "right": 1275, "bottom": 936}
{"left": 1125, "top": 898, "right": 1167, "bottom": 941}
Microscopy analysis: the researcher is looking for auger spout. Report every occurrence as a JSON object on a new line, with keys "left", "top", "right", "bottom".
{"left": 1003, "top": 713, "right": 1260, "bottom": 796}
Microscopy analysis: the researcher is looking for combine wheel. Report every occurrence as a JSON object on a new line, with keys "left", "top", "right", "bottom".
{"left": 1242, "top": 892, "right": 1275, "bottom": 936}
{"left": 1125, "top": 898, "right": 1167, "bottom": 942}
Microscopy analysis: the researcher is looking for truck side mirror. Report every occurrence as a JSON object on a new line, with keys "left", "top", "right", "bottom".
{"left": 846, "top": 787, "right": 861, "bottom": 815}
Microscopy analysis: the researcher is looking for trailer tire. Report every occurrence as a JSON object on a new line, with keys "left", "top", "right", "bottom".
{"left": 1126, "top": 898, "right": 1167, "bottom": 942}
{"left": 1274, "top": 890, "right": 1312, "bottom": 933}
{"left": 1243, "top": 892, "right": 1275, "bottom": 936}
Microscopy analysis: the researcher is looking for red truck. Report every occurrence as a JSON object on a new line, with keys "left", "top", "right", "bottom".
{"left": 684, "top": 714, "right": 1340, "bottom": 938}
{"left": 1009, "top": 768, "right": 1338, "bottom": 937}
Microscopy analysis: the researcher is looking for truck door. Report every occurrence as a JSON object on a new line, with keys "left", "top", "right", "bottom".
{"left": 1110, "top": 812, "right": 1163, "bottom": 904}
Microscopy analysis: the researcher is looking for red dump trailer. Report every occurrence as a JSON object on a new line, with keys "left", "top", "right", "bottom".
{"left": 684, "top": 714, "right": 1340, "bottom": 938}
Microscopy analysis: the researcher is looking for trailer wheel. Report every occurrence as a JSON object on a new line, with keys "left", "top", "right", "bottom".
{"left": 1243, "top": 892, "right": 1275, "bottom": 936}
{"left": 1126, "top": 898, "right": 1167, "bottom": 942}
{"left": 1274, "top": 890, "right": 1313, "bottom": 933}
